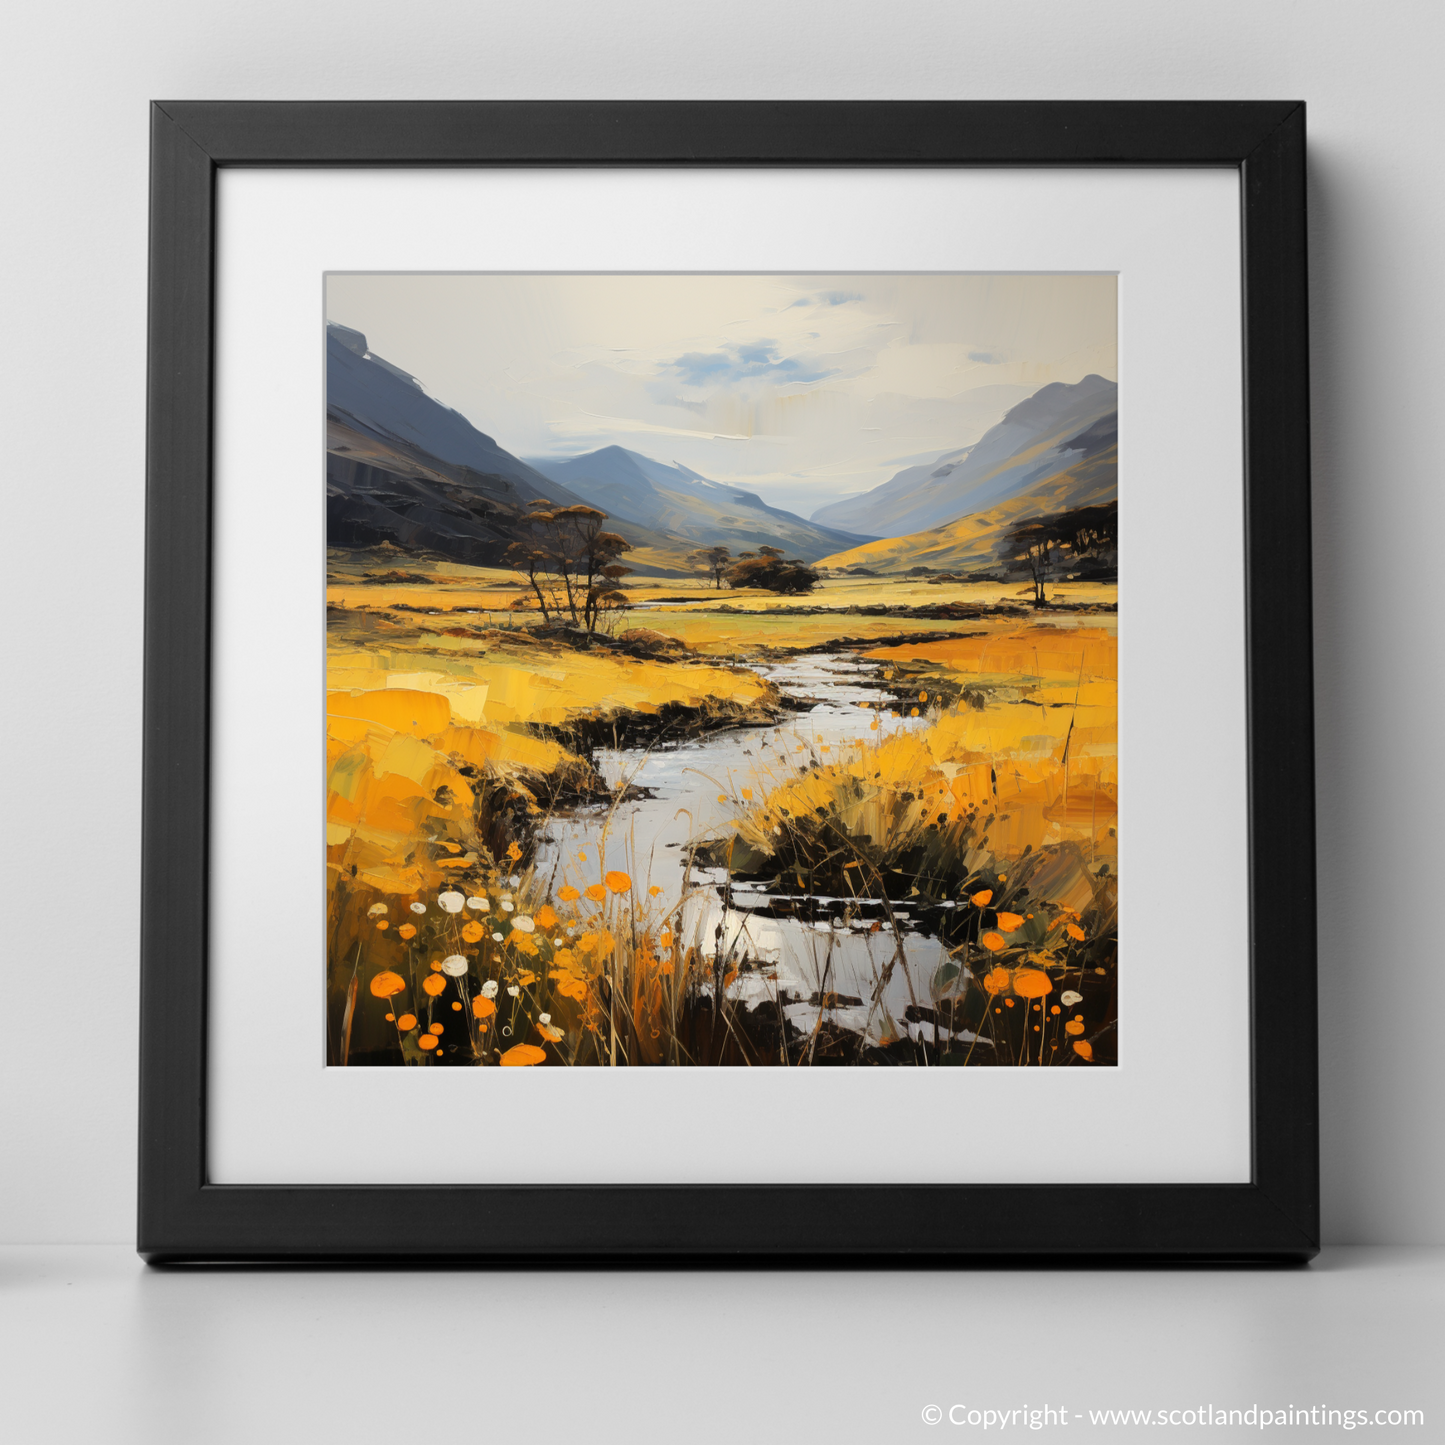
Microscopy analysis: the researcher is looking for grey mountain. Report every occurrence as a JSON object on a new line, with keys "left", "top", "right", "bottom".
{"left": 809, "top": 374, "right": 1118, "bottom": 538}
{"left": 325, "top": 325, "right": 684, "bottom": 569}
{"left": 525, "top": 446, "right": 873, "bottom": 561}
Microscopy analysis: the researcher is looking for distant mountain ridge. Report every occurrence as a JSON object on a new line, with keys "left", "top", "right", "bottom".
{"left": 324, "top": 326, "right": 1114, "bottom": 581}
{"left": 818, "top": 439, "right": 1117, "bottom": 577}
{"left": 325, "top": 325, "right": 691, "bottom": 572}
{"left": 525, "top": 446, "right": 873, "bottom": 562}
{"left": 810, "top": 374, "right": 1118, "bottom": 538}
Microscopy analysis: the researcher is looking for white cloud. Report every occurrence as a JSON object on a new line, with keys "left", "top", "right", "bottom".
{"left": 326, "top": 272, "right": 1115, "bottom": 513}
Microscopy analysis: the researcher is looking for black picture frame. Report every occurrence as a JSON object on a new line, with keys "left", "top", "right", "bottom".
{"left": 140, "top": 100, "right": 1316, "bottom": 1264}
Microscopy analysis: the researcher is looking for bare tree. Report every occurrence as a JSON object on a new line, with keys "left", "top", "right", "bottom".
{"left": 587, "top": 563, "right": 634, "bottom": 633}
{"left": 997, "top": 518, "right": 1057, "bottom": 606}
{"left": 507, "top": 501, "right": 633, "bottom": 635}
{"left": 505, "top": 537, "right": 556, "bottom": 622}
{"left": 686, "top": 545, "right": 732, "bottom": 588}
{"left": 995, "top": 502, "right": 1117, "bottom": 603}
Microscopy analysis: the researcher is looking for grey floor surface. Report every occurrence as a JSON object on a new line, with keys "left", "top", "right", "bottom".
{"left": 1, "top": 1246, "right": 1438, "bottom": 1442}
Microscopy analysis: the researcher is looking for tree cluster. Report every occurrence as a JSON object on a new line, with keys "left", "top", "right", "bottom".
{"left": 726, "top": 545, "right": 820, "bottom": 594}
{"left": 685, "top": 543, "right": 820, "bottom": 594}
{"left": 685, "top": 545, "right": 733, "bottom": 588}
{"left": 506, "top": 502, "right": 634, "bottom": 634}
{"left": 995, "top": 501, "right": 1118, "bottom": 605}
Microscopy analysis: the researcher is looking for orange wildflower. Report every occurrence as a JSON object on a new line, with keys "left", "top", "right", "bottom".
{"left": 499, "top": 1044, "right": 546, "bottom": 1067}
{"left": 971, "top": 889, "right": 994, "bottom": 907}
{"left": 997, "top": 911, "right": 1024, "bottom": 931}
{"left": 472, "top": 997, "right": 496, "bottom": 1019}
{"left": 585, "top": 884, "right": 606, "bottom": 903}
{"left": 1012, "top": 968, "right": 1052, "bottom": 999}
{"left": 980, "top": 931, "right": 1006, "bottom": 952}
{"left": 461, "top": 921, "right": 485, "bottom": 943}
{"left": 368, "top": 970, "right": 405, "bottom": 999}
{"left": 604, "top": 870, "right": 632, "bottom": 895}
{"left": 558, "top": 885, "right": 580, "bottom": 903}
{"left": 422, "top": 974, "right": 446, "bottom": 997}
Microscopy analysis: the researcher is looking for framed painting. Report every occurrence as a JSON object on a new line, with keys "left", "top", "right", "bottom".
{"left": 140, "top": 100, "right": 1317, "bottom": 1261}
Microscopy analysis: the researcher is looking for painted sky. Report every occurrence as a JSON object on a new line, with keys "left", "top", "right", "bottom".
{"left": 325, "top": 273, "right": 1116, "bottom": 517}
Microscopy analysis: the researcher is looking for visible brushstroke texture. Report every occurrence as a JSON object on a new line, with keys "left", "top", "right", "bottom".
{"left": 810, "top": 376, "right": 1117, "bottom": 538}
{"left": 325, "top": 275, "right": 1118, "bottom": 1069}
{"left": 327, "top": 328, "right": 690, "bottom": 573}
{"left": 525, "top": 446, "right": 874, "bottom": 561}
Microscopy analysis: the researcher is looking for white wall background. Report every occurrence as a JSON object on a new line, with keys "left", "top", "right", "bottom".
{"left": 0, "top": 0, "right": 1439, "bottom": 1246}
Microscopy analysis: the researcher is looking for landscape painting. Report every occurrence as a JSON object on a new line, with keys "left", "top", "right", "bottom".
{"left": 325, "top": 273, "right": 1118, "bottom": 1068}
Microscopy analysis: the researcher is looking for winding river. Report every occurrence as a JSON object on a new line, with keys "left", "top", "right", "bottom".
{"left": 533, "top": 653, "right": 955, "bottom": 1046}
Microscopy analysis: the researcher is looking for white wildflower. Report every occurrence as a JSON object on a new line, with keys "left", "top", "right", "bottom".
{"left": 366, "top": 903, "right": 388, "bottom": 917}
{"left": 510, "top": 915, "right": 535, "bottom": 933}
{"left": 500, "top": 900, "right": 514, "bottom": 913}
{"left": 481, "top": 980, "right": 499, "bottom": 999}
{"left": 437, "top": 890, "right": 465, "bottom": 914}
{"left": 1061, "top": 990, "right": 1083, "bottom": 1007}
{"left": 409, "top": 902, "right": 426, "bottom": 915}
{"left": 506, "top": 985, "right": 520, "bottom": 998}
{"left": 538, "top": 1012, "right": 552, "bottom": 1025}
{"left": 466, "top": 896, "right": 489, "bottom": 911}
{"left": 440, "top": 955, "right": 468, "bottom": 977}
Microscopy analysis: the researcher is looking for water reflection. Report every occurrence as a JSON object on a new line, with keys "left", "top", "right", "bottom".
{"left": 534, "top": 654, "right": 963, "bottom": 1048}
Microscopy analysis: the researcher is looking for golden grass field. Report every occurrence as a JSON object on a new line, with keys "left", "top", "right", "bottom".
{"left": 325, "top": 554, "right": 1118, "bottom": 1067}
